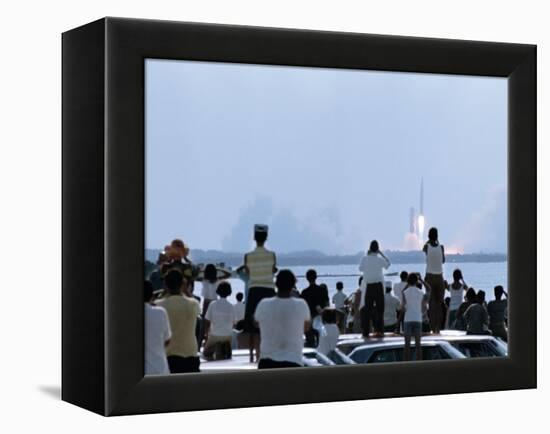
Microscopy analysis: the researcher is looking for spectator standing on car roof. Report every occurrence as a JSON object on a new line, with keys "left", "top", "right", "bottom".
{"left": 423, "top": 227, "right": 446, "bottom": 334}
{"left": 358, "top": 240, "right": 391, "bottom": 337}
{"left": 402, "top": 273, "right": 428, "bottom": 361}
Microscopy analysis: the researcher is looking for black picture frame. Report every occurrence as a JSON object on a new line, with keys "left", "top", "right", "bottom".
{"left": 62, "top": 17, "right": 536, "bottom": 416}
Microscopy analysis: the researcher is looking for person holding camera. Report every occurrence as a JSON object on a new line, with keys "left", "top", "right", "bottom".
{"left": 358, "top": 240, "right": 391, "bottom": 337}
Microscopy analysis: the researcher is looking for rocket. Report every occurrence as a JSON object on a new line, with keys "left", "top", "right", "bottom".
{"left": 420, "top": 177, "right": 424, "bottom": 215}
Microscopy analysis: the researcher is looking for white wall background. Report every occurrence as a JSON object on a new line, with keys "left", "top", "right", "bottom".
{"left": 0, "top": 0, "right": 546, "bottom": 430}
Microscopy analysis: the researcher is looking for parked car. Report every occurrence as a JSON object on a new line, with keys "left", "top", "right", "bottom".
{"left": 326, "top": 348, "right": 356, "bottom": 365}
{"left": 337, "top": 331, "right": 507, "bottom": 359}
{"left": 347, "top": 340, "right": 466, "bottom": 364}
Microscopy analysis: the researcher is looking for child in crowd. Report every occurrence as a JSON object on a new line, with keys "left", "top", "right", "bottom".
{"left": 233, "top": 292, "right": 246, "bottom": 325}
{"left": 200, "top": 263, "right": 231, "bottom": 316}
{"left": 203, "top": 281, "right": 236, "bottom": 360}
{"left": 317, "top": 308, "right": 340, "bottom": 356}
{"left": 332, "top": 281, "right": 347, "bottom": 333}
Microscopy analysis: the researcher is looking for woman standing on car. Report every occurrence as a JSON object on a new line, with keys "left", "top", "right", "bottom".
{"left": 423, "top": 227, "right": 445, "bottom": 334}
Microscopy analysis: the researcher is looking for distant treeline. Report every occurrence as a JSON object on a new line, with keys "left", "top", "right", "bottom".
{"left": 145, "top": 248, "right": 507, "bottom": 268}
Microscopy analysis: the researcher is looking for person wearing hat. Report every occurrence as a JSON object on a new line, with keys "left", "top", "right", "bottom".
{"left": 243, "top": 224, "right": 277, "bottom": 362}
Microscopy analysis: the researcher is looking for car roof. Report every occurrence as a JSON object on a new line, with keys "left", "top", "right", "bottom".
{"left": 348, "top": 340, "right": 448, "bottom": 351}
{"left": 199, "top": 347, "right": 328, "bottom": 372}
{"left": 338, "top": 332, "right": 499, "bottom": 346}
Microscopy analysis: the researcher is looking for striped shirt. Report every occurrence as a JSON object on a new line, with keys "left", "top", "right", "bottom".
{"left": 246, "top": 246, "right": 276, "bottom": 289}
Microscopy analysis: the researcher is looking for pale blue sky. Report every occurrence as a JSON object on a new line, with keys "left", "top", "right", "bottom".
{"left": 145, "top": 59, "right": 507, "bottom": 254}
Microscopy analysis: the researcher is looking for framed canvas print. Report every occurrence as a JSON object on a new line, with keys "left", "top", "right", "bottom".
{"left": 62, "top": 17, "right": 536, "bottom": 416}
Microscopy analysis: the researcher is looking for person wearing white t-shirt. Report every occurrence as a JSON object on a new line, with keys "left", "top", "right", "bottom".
{"left": 358, "top": 240, "right": 391, "bottom": 337}
{"left": 200, "top": 264, "right": 231, "bottom": 315}
{"left": 393, "top": 271, "right": 409, "bottom": 304}
{"left": 402, "top": 273, "right": 429, "bottom": 361}
{"left": 447, "top": 269, "right": 468, "bottom": 329}
{"left": 332, "top": 281, "right": 347, "bottom": 333}
{"left": 255, "top": 269, "right": 311, "bottom": 368}
{"left": 383, "top": 282, "right": 401, "bottom": 333}
{"left": 203, "top": 281, "right": 236, "bottom": 360}
{"left": 332, "top": 281, "right": 347, "bottom": 310}
{"left": 317, "top": 309, "right": 340, "bottom": 355}
{"left": 144, "top": 281, "right": 171, "bottom": 375}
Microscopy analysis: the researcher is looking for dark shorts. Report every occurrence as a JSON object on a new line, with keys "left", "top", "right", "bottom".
{"left": 258, "top": 358, "right": 302, "bottom": 369}
{"left": 167, "top": 355, "right": 200, "bottom": 373}
{"left": 404, "top": 321, "right": 422, "bottom": 337}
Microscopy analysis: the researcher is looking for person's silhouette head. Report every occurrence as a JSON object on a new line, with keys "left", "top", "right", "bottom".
{"left": 400, "top": 271, "right": 408, "bottom": 282}
{"left": 465, "top": 288, "right": 476, "bottom": 302}
{"left": 165, "top": 269, "right": 185, "bottom": 295}
{"left": 321, "top": 308, "right": 337, "bottom": 324}
{"left": 428, "top": 227, "right": 439, "bottom": 245}
{"left": 236, "top": 292, "right": 244, "bottom": 302}
{"left": 276, "top": 269, "right": 296, "bottom": 297}
{"left": 336, "top": 281, "right": 344, "bottom": 291}
{"left": 216, "top": 281, "right": 232, "bottom": 298}
{"left": 253, "top": 224, "right": 268, "bottom": 246}
{"left": 477, "top": 290, "right": 486, "bottom": 304}
{"left": 144, "top": 280, "right": 154, "bottom": 303}
{"left": 407, "top": 273, "right": 419, "bottom": 286}
{"left": 368, "top": 240, "right": 379, "bottom": 254}
{"left": 452, "top": 269, "right": 463, "bottom": 282}
{"left": 494, "top": 285, "right": 504, "bottom": 300}
{"left": 306, "top": 269, "right": 317, "bottom": 284}
{"left": 204, "top": 264, "right": 218, "bottom": 283}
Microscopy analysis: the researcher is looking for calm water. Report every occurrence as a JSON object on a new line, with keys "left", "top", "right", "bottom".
{"left": 218, "top": 261, "right": 507, "bottom": 304}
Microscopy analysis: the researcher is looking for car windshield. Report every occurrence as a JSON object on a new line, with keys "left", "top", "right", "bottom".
{"left": 351, "top": 344, "right": 452, "bottom": 364}
{"left": 452, "top": 340, "right": 507, "bottom": 357}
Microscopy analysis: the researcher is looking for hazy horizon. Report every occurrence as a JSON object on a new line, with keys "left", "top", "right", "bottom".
{"left": 145, "top": 59, "right": 507, "bottom": 255}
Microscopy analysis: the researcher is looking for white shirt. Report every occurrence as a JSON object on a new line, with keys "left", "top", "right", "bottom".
{"left": 383, "top": 293, "right": 401, "bottom": 326}
{"left": 359, "top": 253, "right": 390, "bottom": 284}
{"left": 144, "top": 304, "right": 171, "bottom": 375}
{"left": 205, "top": 298, "right": 235, "bottom": 337}
{"left": 403, "top": 286, "right": 424, "bottom": 323}
{"left": 317, "top": 323, "right": 340, "bottom": 355}
{"left": 393, "top": 281, "right": 407, "bottom": 303}
{"left": 449, "top": 283, "right": 466, "bottom": 310}
{"left": 201, "top": 281, "right": 218, "bottom": 300}
{"left": 332, "top": 291, "right": 347, "bottom": 310}
{"left": 255, "top": 297, "right": 311, "bottom": 365}
{"left": 425, "top": 243, "right": 444, "bottom": 274}
{"left": 233, "top": 301, "right": 245, "bottom": 321}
